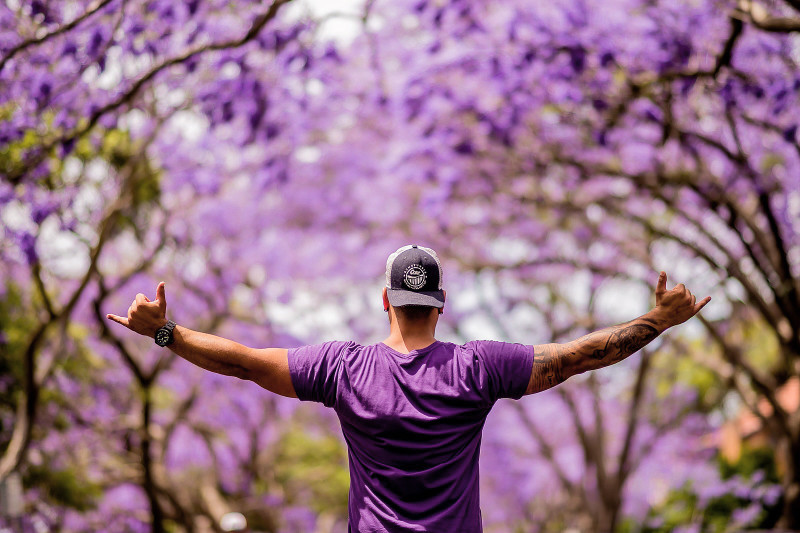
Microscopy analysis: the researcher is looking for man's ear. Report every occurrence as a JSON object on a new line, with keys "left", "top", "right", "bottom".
{"left": 382, "top": 287, "right": 390, "bottom": 312}
{"left": 438, "top": 290, "right": 446, "bottom": 315}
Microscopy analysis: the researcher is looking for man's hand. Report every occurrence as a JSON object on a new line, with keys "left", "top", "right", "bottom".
{"left": 525, "top": 271, "right": 711, "bottom": 395}
{"left": 653, "top": 271, "right": 711, "bottom": 329}
{"left": 107, "top": 282, "right": 168, "bottom": 337}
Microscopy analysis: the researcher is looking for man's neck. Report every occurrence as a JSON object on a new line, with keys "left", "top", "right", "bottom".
{"left": 382, "top": 308, "right": 438, "bottom": 354}
{"left": 382, "top": 332, "right": 438, "bottom": 354}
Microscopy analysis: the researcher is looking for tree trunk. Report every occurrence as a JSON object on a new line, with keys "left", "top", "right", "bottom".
{"left": 778, "top": 436, "right": 800, "bottom": 529}
{"left": 595, "top": 485, "right": 622, "bottom": 533}
{"left": 141, "top": 386, "right": 165, "bottom": 533}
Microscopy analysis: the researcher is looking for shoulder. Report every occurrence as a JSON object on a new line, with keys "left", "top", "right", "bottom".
{"left": 288, "top": 341, "right": 362, "bottom": 405}
{"left": 463, "top": 340, "right": 536, "bottom": 375}
{"left": 463, "top": 339, "right": 532, "bottom": 356}
{"left": 461, "top": 341, "right": 535, "bottom": 401}
{"left": 290, "top": 340, "right": 360, "bottom": 355}
{"left": 287, "top": 341, "right": 362, "bottom": 370}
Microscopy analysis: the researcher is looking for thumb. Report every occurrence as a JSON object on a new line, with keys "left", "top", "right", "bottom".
{"left": 156, "top": 281, "right": 167, "bottom": 313}
{"left": 656, "top": 271, "right": 667, "bottom": 296}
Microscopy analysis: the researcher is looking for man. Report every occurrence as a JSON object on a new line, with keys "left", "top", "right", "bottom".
{"left": 107, "top": 244, "right": 710, "bottom": 532}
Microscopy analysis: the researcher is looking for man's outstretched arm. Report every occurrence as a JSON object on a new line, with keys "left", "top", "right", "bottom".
{"left": 525, "top": 272, "right": 711, "bottom": 395}
{"left": 107, "top": 282, "right": 297, "bottom": 398}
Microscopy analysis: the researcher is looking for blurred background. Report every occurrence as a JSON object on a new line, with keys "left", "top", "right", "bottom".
{"left": 1, "top": 0, "right": 799, "bottom": 531}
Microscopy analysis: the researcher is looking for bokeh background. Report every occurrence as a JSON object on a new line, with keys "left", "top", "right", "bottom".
{"left": 1, "top": 0, "right": 799, "bottom": 531}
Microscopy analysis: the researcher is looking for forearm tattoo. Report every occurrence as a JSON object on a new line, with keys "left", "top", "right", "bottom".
{"left": 526, "top": 346, "right": 564, "bottom": 394}
{"left": 588, "top": 323, "right": 659, "bottom": 362}
{"left": 526, "top": 321, "right": 660, "bottom": 395}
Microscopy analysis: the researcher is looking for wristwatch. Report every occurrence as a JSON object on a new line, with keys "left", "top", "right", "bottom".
{"left": 154, "top": 320, "right": 176, "bottom": 347}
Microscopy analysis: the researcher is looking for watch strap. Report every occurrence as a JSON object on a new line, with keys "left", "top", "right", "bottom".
{"left": 155, "top": 320, "right": 177, "bottom": 346}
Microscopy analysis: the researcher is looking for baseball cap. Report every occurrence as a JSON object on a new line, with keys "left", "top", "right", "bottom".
{"left": 385, "top": 245, "right": 445, "bottom": 308}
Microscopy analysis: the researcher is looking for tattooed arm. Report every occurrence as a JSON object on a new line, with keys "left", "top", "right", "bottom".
{"left": 525, "top": 272, "right": 711, "bottom": 395}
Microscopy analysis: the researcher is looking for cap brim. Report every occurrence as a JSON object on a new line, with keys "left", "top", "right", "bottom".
{"left": 387, "top": 289, "right": 445, "bottom": 308}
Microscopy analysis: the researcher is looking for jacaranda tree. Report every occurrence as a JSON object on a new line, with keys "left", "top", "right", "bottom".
{"left": 1, "top": 0, "right": 798, "bottom": 530}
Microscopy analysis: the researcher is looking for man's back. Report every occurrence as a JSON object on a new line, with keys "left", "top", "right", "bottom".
{"left": 289, "top": 340, "right": 534, "bottom": 532}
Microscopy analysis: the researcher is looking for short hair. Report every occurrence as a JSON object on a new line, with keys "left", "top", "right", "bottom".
{"left": 394, "top": 305, "right": 436, "bottom": 322}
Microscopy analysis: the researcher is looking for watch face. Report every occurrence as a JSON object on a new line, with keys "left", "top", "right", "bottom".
{"left": 155, "top": 329, "right": 171, "bottom": 346}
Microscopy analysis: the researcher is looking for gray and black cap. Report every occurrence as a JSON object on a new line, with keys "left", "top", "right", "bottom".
{"left": 385, "top": 245, "right": 445, "bottom": 308}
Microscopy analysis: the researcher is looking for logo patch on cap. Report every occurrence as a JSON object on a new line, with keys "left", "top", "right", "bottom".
{"left": 403, "top": 264, "right": 427, "bottom": 290}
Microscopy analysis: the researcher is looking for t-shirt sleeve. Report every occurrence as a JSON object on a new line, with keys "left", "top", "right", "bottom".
{"left": 470, "top": 340, "right": 535, "bottom": 403}
{"left": 288, "top": 341, "right": 351, "bottom": 407}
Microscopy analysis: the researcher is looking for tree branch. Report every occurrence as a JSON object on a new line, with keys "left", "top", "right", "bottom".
{"left": 511, "top": 402, "right": 580, "bottom": 496}
{"left": 8, "top": 0, "right": 294, "bottom": 185}
{"left": 0, "top": 323, "right": 47, "bottom": 481}
{"left": 0, "top": 0, "right": 116, "bottom": 74}
{"left": 31, "top": 261, "right": 55, "bottom": 320}
{"left": 0, "top": 189, "right": 128, "bottom": 482}
{"left": 714, "top": 16, "right": 745, "bottom": 76}
{"left": 140, "top": 385, "right": 166, "bottom": 533}
{"left": 558, "top": 386, "right": 606, "bottom": 492}
{"left": 748, "top": 14, "right": 800, "bottom": 31}
{"left": 698, "top": 315, "right": 791, "bottom": 436}
{"left": 616, "top": 349, "right": 653, "bottom": 485}
{"left": 76, "top": 0, "right": 292, "bottom": 141}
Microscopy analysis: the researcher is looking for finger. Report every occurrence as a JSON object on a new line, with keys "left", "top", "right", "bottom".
{"left": 106, "top": 314, "right": 130, "bottom": 327}
{"left": 135, "top": 293, "right": 148, "bottom": 305}
{"left": 675, "top": 283, "right": 686, "bottom": 293}
{"left": 694, "top": 296, "right": 711, "bottom": 314}
{"left": 656, "top": 271, "right": 667, "bottom": 295}
{"left": 156, "top": 282, "right": 166, "bottom": 312}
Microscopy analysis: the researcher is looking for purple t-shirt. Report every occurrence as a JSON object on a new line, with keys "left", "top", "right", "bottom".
{"left": 288, "top": 340, "right": 534, "bottom": 533}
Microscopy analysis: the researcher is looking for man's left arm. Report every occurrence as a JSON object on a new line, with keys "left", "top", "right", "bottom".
{"left": 524, "top": 272, "right": 710, "bottom": 395}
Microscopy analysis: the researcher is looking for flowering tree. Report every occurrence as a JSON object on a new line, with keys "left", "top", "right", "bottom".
{"left": 342, "top": 0, "right": 799, "bottom": 526}
{"left": 2, "top": 0, "right": 799, "bottom": 530}
{"left": 0, "top": 0, "right": 336, "bottom": 530}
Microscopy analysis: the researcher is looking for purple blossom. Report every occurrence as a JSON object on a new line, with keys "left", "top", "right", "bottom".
{"left": 16, "top": 232, "right": 38, "bottom": 265}
{"left": 31, "top": 201, "right": 57, "bottom": 224}
{"left": 453, "top": 140, "right": 474, "bottom": 155}
{"left": 568, "top": 45, "right": 586, "bottom": 73}
{"left": 680, "top": 76, "right": 697, "bottom": 95}
{"left": 59, "top": 137, "right": 76, "bottom": 158}
{"left": 600, "top": 50, "right": 615, "bottom": 67}
{"left": 731, "top": 503, "right": 762, "bottom": 526}
{"left": 30, "top": 0, "right": 46, "bottom": 17}
{"left": 60, "top": 41, "right": 77, "bottom": 57}
{"left": 281, "top": 506, "right": 318, "bottom": 533}
{"left": 86, "top": 28, "right": 105, "bottom": 58}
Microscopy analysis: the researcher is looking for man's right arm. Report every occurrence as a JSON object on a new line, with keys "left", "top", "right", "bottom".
{"left": 107, "top": 282, "right": 297, "bottom": 398}
{"left": 167, "top": 327, "right": 296, "bottom": 397}
{"left": 525, "top": 272, "right": 710, "bottom": 395}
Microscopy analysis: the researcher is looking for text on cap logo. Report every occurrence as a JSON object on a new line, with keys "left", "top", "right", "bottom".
{"left": 403, "top": 264, "right": 427, "bottom": 290}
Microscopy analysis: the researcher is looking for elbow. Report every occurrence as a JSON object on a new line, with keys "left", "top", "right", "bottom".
{"left": 560, "top": 352, "right": 594, "bottom": 380}
{"left": 231, "top": 370, "right": 249, "bottom": 381}
{"left": 559, "top": 361, "right": 580, "bottom": 382}
{"left": 222, "top": 363, "right": 251, "bottom": 381}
